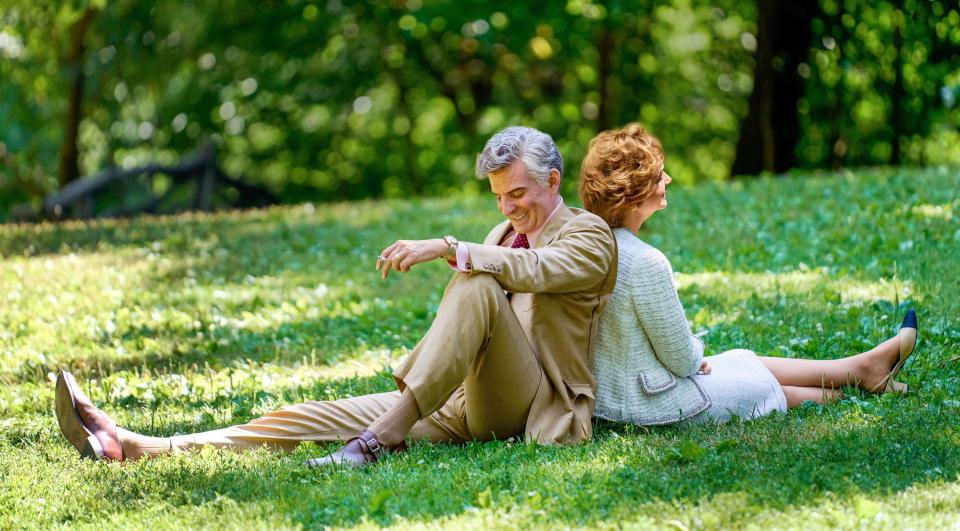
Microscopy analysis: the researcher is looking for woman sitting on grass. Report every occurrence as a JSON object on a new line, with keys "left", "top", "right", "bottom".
{"left": 578, "top": 123, "right": 919, "bottom": 425}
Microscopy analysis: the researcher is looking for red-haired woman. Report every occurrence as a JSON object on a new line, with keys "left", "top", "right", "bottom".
{"left": 579, "top": 123, "right": 918, "bottom": 425}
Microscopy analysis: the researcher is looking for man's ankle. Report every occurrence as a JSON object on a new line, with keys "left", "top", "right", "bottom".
{"left": 117, "top": 427, "right": 172, "bottom": 460}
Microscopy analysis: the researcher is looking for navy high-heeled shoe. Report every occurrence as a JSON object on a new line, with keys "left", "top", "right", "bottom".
{"left": 873, "top": 309, "right": 918, "bottom": 394}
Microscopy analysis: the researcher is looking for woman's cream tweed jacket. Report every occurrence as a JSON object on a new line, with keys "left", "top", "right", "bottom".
{"left": 592, "top": 228, "right": 711, "bottom": 425}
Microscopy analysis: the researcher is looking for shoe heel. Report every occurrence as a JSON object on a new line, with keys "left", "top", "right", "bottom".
{"left": 81, "top": 435, "right": 104, "bottom": 460}
{"left": 888, "top": 380, "right": 909, "bottom": 395}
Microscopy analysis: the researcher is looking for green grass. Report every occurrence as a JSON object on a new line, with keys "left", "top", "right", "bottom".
{"left": 1, "top": 166, "right": 959, "bottom": 529}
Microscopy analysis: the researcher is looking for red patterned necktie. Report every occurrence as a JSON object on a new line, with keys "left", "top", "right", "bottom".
{"left": 511, "top": 233, "right": 529, "bottom": 249}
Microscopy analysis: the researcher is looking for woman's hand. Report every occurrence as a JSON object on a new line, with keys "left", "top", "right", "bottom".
{"left": 377, "top": 239, "right": 448, "bottom": 279}
{"left": 698, "top": 361, "right": 712, "bottom": 375}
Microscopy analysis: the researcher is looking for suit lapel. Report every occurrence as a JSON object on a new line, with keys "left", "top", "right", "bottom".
{"left": 484, "top": 220, "right": 513, "bottom": 246}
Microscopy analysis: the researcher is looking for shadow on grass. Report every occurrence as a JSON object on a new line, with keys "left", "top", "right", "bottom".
{"left": 48, "top": 405, "right": 960, "bottom": 528}
{"left": 70, "top": 316, "right": 417, "bottom": 374}
{"left": 36, "top": 277, "right": 948, "bottom": 384}
{"left": 0, "top": 196, "right": 498, "bottom": 260}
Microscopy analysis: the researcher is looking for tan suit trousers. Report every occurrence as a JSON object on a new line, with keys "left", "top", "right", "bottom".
{"left": 168, "top": 274, "right": 545, "bottom": 453}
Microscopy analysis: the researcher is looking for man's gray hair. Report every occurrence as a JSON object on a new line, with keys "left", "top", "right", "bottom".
{"left": 475, "top": 126, "right": 563, "bottom": 186}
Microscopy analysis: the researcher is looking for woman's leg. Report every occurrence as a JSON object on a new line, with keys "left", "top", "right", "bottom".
{"left": 759, "top": 336, "right": 900, "bottom": 392}
{"left": 780, "top": 385, "right": 844, "bottom": 408}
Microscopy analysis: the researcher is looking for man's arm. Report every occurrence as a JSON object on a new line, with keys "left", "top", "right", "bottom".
{"left": 464, "top": 215, "right": 614, "bottom": 294}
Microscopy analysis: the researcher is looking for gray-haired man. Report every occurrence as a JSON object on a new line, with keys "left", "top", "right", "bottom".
{"left": 55, "top": 126, "right": 617, "bottom": 467}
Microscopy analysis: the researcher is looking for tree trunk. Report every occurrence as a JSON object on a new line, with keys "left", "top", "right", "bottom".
{"left": 731, "top": 0, "right": 817, "bottom": 176}
{"left": 58, "top": 7, "right": 99, "bottom": 187}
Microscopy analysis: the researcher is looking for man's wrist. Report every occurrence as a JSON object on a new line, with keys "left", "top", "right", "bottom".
{"left": 441, "top": 235, "right": 459, "bottom": 260}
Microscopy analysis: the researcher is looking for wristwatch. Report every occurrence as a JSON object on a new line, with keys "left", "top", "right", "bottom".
{"left": 442, "top": 235, "right": 459, "bottom": 260}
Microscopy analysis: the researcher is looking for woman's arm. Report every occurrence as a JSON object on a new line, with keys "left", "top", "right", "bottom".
{"left": 629, "top": 249, "right": 704, "bottom": 377}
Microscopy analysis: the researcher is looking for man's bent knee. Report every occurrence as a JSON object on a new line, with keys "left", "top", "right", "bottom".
{"left": 445, "top": 273, "right": 505, "bottom": 298}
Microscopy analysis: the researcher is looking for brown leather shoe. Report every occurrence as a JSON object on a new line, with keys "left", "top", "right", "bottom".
{"left": 55, "top": 371, "right": 124, "bottom": 461}
{"left": 305, "top": 430, "right": 406, "bottom": 468}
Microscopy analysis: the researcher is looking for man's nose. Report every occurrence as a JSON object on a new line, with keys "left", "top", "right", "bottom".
{"left": 501, "top": 198, "right": 515, "bottom": 216}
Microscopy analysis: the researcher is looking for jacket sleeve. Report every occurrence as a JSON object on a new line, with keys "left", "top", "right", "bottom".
{"left": 463, "top": 216, "right": 614, "bottom": 294}
{"left": 629, "top": 249, "right": 703, "bottom": 377}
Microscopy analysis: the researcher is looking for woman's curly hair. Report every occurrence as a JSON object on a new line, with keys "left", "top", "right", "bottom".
{"left": 578, "top": 123, "right": 664, "bottom": 228}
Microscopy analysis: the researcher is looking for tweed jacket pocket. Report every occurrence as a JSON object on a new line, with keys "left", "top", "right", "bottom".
{"left": 637, "top": 367, "right": 677, "bottom": 395}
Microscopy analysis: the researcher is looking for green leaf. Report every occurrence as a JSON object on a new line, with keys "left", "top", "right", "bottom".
{"left": 715, "top": 438, "right": 738, "bottom": 453}
{"left": 367, "top": 488, "right": 392, "bottom": 515}
{"left": 853, "top": 496, "right": 882, "bottom": 519}
{"left": 476, "top": 486, "right": 493, "bottom": 508}
{"left": 526, "top": 438, "right": 538, "bottom": 458}
{"left": 670, "top": 439, "right": 707, "bottom": 463}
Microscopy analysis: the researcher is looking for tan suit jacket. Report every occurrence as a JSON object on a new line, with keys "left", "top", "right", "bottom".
{"left": 466, "top": 206, "right": 617, "bottom": 444}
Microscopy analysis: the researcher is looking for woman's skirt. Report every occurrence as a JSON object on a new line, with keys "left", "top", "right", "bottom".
{"left": 687, "top": 349, "right": 788, "bottom": 423}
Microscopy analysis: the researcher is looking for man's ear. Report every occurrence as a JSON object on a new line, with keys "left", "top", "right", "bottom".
{"left": 548, "top": 168, "right": 561, "bottom": 190}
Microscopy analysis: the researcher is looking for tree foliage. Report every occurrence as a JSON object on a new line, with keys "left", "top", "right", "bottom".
{"left": 798, "top": 0, "right": 960, "bottom": 168}
{"left": 0, "top": 0, "right": 958, "bottom": 218}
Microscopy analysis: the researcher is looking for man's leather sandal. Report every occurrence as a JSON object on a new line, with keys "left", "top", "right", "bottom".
{"left": 305, "top": 430, "right": 406, "bottom": 468}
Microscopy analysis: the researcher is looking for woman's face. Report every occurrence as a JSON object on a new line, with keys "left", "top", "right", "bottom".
{"left": 640, "top": 169, "right": 672, "bottom": 213}
{"left": 624, "top": 168, "right": 672, "bottom": 232}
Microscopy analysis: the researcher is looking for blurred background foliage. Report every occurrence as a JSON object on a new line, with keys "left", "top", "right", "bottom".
{"left": 0, "top": 0, "right": 958, "bottom": 219}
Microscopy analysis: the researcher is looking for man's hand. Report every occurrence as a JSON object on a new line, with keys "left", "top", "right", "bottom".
{"left": 698, "top": 361, "right": 712, "bottom": 375}
{"left": 377, "top": 238, "right": 449, "bottom": 279}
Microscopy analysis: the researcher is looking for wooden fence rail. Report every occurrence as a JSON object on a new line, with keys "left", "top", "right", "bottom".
{"left": 39, "top": 143, "right": 275, "bottom": 221}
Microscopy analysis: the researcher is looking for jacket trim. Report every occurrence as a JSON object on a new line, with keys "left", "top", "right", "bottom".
{"left": 637, "top": 369, "right": 678, "bottom": 395}
{"left": 594, "top": 376, "right": 713, "bottom": 426}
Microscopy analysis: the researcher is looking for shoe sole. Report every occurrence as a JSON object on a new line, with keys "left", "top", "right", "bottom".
{"left": 305, "top": 454, "right": 364, "bottom": 468}
{"left": 55, "top": 372, "right": 104, "bottom": 460}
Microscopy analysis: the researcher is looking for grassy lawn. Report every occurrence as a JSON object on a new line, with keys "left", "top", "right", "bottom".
{"left": 1, "top": 167, "right": 959, "bottom": 529}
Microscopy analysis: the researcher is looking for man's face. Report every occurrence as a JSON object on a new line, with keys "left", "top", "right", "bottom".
{"left": 488, "top": 160, "right": 560, "bottom": 235}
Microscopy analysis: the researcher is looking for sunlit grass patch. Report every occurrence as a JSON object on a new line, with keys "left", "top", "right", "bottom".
{"left": 677, "top": 268, "right": 913, "bottom": 307}
{"left": 911, "top": 203, "right": 955, "bottom": 221}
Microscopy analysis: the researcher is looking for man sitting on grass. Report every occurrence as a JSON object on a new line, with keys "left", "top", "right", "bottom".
{"left": 55, "top": 126, "right": 616, "bottom": 467}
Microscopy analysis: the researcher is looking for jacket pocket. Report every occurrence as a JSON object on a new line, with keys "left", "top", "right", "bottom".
{"left": 564, "top": 381, "right": 596, "bottom": 440}
{"left": 637, "top": 367, "right": 677, "bottom": 395}
{"left": 565, "top": 381, "right": 595, "bottom": 401}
